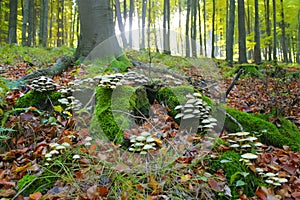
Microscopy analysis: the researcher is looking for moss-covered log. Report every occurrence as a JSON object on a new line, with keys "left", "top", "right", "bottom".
{"left": 14, "top": 91, "right": 61, "bottom": 110}
{"left": 225, "top": 107, "right": 300, "bottom": 151}
{"left": 90, "top": 85, "right": 149, "bottom": 143}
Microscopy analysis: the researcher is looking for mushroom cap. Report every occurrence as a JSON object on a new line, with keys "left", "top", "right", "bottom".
{"left": 183, "top": 114, "right": 196, "bottom": 119}
{"left": 229, "top": 144, "right": 240, "bottom": 148}
{"left": 140, "top": 132, "right": 151, "bottom": 137}
{"left": 241, "top": 153, "right": 258, "bottom": 159}
{"left": 72, "top": 155, "right": 80, "bottom": 159}
{"left": 146, "top": 137, "right": 155, "bottom": 143}
{"left": 136, "top": 136, "right": 146, "bottom": 142}
{"left": 143, "top": 144, "right": 155, "bottom": 150}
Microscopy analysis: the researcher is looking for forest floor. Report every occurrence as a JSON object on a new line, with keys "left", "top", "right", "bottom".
{"left": 0, "top": 46, "right": 299, "bottom": 200}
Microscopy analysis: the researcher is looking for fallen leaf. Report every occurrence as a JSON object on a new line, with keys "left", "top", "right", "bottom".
{"left": 29, "top": 192, "right": 42, "bottom": 200}
{"left": 208, "top": 179, "right": 222, "bottom": 192}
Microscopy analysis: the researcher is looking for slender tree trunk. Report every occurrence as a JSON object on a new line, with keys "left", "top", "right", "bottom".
{"left": 203, "top": 0, "right": 207, "bottom": 56}
{"left": 123, "top": 0, "right": 127, "bottom": 25}
{"left": 8, "top": 0, "right": 18, "bottom": 44}
{"left": 163, "top": 0, "right": 170, "bottom": 54}
{"left": 254, "top": 0, "right": 261, "bottom": 64}
{"left": 264, "top": 0, "right": 271, "bottom": 61}
{"left": 226, "top": 0, "right": 235, "bottom": 65}
{"left": 28, "top": 0, "right": 34, "bottom": 46}
{"left": 198, "top": 0, "right": 203, "bottom": 56}
{"left": 129, "top": 0, "right": 134, "bottom": 48}
{"left": 22, "top": 0, "right": 30, "bottom": 46}
{"left": 280, "top": 0, "right": 288, "bottom": 62}
{"left": 115, "top": 0, "right": 128, "bottom": 47}
{"left": 238, "top": 0, "right": 247, "bottom": 63}
{"left": 272, "top": 0, "right": 277, "bottom": 62}
{"left": 211, "top": 0, "right": 215, "bottom": 58}
{"left": 39, "top": 0, "right": 48, "bottom": 47}
{"left": 185, "top": 0, "right": 191, "bottom": 57}
{"left": 192, "top": 0, "right": 198, "bottom": 57}
{"left": 297, "top": 10, "right": 300, "bottom": 64}
{"left": 140, "top": 0, "right": 147, "bottom": 50}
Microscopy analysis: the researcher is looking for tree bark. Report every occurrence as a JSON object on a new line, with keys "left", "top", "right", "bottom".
{"left": 129, "top": 0, "right": 134, "bottom": 48}
{"left": 254, "top": 0, "right": 262, "bottom": 64}
{"left": 185, "top": 0, "right": 191, "bottom": 57}
{"left": 238, "top": 0, "right": 247, "bottom": 63}
{"left": 115, "top": 0, "right": 128, "bottom": 47}
{"left": 8, "top": 0, "right": 18, "bottom": 44}
{"left": 203, "top": 0, "right": 207, "bottom": 56}
{"left": 75, "top": 0, "right": 121, "bottom": 60}
{"left": 297, "top": 10, "right": 300, "bottom": 64}
{"left": 163, "top": 0, "right": 171, "bottom": 54}
{"left": 280, "top": 0, "right": 288, "bottom": 62}
{"left": 140, "top": 0, "right": 147, "bottom": 50}
{"left": 272, "top": 0, "right": 277, "bottom": 62}
{"left": 226, "top": 0, "right": 235, "bottom": 65}
{"left": 264, "top": 0, "right": 272, "bottom": 61}
{"left": 191, "top": 0, "right": 197, "bottom": 57}
{"left": 198, "top": 0, "right": 203, "bottom": 56}
{"left": 211, "top": 0, "right": 216, "bottom": 58}
{"left": 22, "top": 0, "right": 30, "bottom": 46}
{"left": 39, "top": 0, "right": 48, "bottom": 47}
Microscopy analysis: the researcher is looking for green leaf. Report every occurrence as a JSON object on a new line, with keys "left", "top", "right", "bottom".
{"left": 236, "top": 180, "right": 246, "bottom": 187}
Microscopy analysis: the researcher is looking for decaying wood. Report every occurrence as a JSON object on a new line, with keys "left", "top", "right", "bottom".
{"left": 225, "top": 68, "right": 243, "bottom": 97}
{"left": 15, "top": 56, "right": 75, "bottom": 83}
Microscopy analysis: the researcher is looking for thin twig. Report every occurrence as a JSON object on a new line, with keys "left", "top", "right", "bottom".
{"left": 225, "top": 68, "right": 243, "bottom": 97}
{"left": 217, "top": 108, "right": 244, "bottom": 132}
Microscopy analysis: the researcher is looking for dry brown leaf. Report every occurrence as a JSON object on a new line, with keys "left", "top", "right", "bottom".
{"left": 29, "top": 192, "right": 42, "bottom": 200}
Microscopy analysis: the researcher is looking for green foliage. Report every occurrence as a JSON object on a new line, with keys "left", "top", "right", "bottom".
{"left": 225, "top": 107, "right": 300, "bottom": 151}
{"left": 17, "top": 174, "right": 37, "bottom": 195}
{"left": 210, "top": 150, "right": 265, "bottom": 198}
{"left": 157, "top": 86, "right": 194, "bottom": 120}
{"left": 0, "top": 44, "right": 74, "bottom": 66}
{"left": 14, "top": 91, "right": 61, "bottom": 109}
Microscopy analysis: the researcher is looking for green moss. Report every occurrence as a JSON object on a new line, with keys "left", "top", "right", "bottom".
{"left": 236, "top": 64, "right": 262, "bottom": 77}
{"left": 14, "top": 91, "right": 61, "bottom": 109}
{"left": 225, "top": 107, "right": 300, "bottom": 151}
{"left": 92, "top": 86, "right": 149, "bottom": 143}
{"left": 157, "top": 86, "right": 194, "bottom": 120}
{"left": 105, "top": 54, "right": 131, "bottom": 73}
{"left": 157, "top": 86, "right": 213, "bottom": 124}
{"left": 210, "top": 150, "right": 264, "bottom": 199}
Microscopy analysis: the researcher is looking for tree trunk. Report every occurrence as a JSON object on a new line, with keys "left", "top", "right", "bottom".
{"left": 163, "top": 0, "right": 171, "bottom": 54}
{"left": 211, "top": 0, "right": 216, "bottom": 58}
{"left": 115, "top": 0, "right": 128, "bottom": 47}
{"left": 22, "top": 0, "right": 30, "bottom": 46}
{"left": 280, "top": 0, "right": 288, "bottom": 62}
{"left": 185, "top": 0, "right": 191, "bottom": 57}
{"left": 238, "top": 0, "right": 247, "bottom": 63}
{"left": 203, "top": 0, "right": 207, "bottom": 56}
{"left": 297, "top": 10, "right": 300, "bottom": 64}
{"left": 264, "top": 0, "right": 272, "bottom": 61}
{"left": 272, "top": 0, "right": 277, "bottom": 62}
{"left": 28, "top": 0, "right": 34, "bottom": 46}
{"left": 8, "top": 0, "right": 18, "bottom": 44}
{"left": 129, "top": 0, "right": 134, "bottom": 48}
{"left": 226, "top": 0, "right": 235, "bottom": 65}
{"left": 140, "top": 0, "right": 147, "bottom": 50}
{"left": 39, "top": 0, "right": 48, "bottom": 47}
{"left": 191, "top": 0, "right": 197, "bottom": 57}
{"left": 254, "top": 0, "right": 261, "bottom": 64}
{"left": 75, "top": 0, "right": 120, "bottom": 59}
{"left": 198, "top": 0, "right": 203, "bottom": 56}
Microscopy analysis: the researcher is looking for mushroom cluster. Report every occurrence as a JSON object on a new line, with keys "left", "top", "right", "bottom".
{"left": 222, "top": 132, "right": 263, "bottom": 154}
{"left": 98, "top": 73, "right": 124, "bottom": 89}
{"left": 255, "top": 169, "right": 289, "bottom": 187}
{"left": 44, "top": 142, "right": 71, "bottom": 165}
{"left": 29, "top": 76, "right": 57, "bottom": 92}
{"left": 129, "top": 132, "right": 156, "bottom": 154}
{"left": 58, "top": 95, "right": 82, "bottom": 112}
{"left": 174, "top": 93, "right": 217, "bottom": 133}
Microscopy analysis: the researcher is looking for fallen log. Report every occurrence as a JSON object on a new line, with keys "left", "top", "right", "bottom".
{"left": 14, "top": 56, "right": 75, "bottom": 84}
